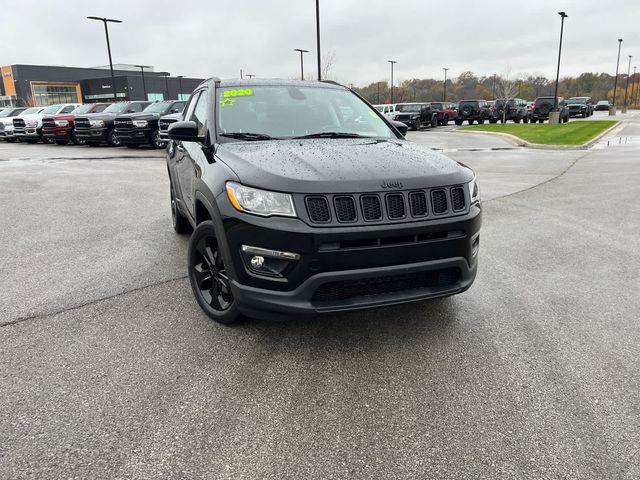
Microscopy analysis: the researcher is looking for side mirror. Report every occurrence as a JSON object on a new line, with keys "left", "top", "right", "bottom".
{"left": 168, "top": 120, "right": 201, "bottom": 142}
{"left": 391, "top": 120, "right": 408, "bottom": 137}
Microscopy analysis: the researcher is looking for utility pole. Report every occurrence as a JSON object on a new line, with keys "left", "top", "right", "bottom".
{"left": 388, "top": 60, "right": 397, "bottom": 103}
{"left": 134, "top": 65, "right": 151, "bottom": 100}
{"left": 443, "top": 67, "right": 449, "bottom": 102}
{"left": 87, "top": 16, "right": 122, "bottom": 102}
{"left": 553, "top": 11, "right": 568, "bottom": 115}
{"left": 612, "top": 38, "right": 623, "bottom": 112}
{"left": 623, "top": 55, "right": 632, "bottom": 113}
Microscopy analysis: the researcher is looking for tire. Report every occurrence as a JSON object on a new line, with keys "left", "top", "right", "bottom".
{"left": 106, "top": 128, "right": 119, "bottom": 147}
{"left": 582, "top": 111, "right": 587, "bottom": 118}
{"left": 538, "top": 119, "right": 545, "bottom": 124}
{"left": 71, "top": 132, "right": 83, "bottom": 145}
{"left": 150, "top": 129, "right": 163, "bottom": 149}
{"left": 563, "top": 115, "right": 569, "bottom": 123}
{"left": 514, "top": 117, "right": 521, "bottom": 123}
{"left": 411, "top": 121, "right": 419, "bottom": 131}
{"left": 170, "top": 181, "right": 191, "bottom": 234}
{"left": 188, "top": 220, "right": 241, "bottom": 325}
{"left": 523, "top": 116, "right": 529, "bottom": 124}
{"left": 40, "top": 132, "right": 51, "bottom": 144}
{"left": 430, "top": 115, "right": 437, "bottom": 128}
{"left": 477, "top": 118, "right": 485, "bottom": 125}
{"left": 442, "top": 115, "right": 449, "bottom": 126}
{"left": 489, "top": 118, "right": 497, "bottom": 124}
{"left": 468, "top": 119, "right": 474, "bottom": 125}
{"left": 455, "top": 119, "right": 463, "bottom": 126}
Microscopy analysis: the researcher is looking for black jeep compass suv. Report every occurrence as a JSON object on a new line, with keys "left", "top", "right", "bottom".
{"left": 167, "top": 78, "right": 481, "bottom": 324}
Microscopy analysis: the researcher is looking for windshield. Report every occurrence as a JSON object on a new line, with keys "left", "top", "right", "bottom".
{"left": 430, "top": 103, "right": 443, "bottom": 110}
{"left": 567, "top": 98, "right": 586, "bottom": 103}
{"left": 143, "top": 102, "right": 171, "bottom": 113}
{"left": 72, "top": 104, "right": 93, "bottom": 114}
{"left": 103, "top": 103, "right": 129, "bottom": 113}
{"left": 396, "top": 104, "right": 422, "bottom": 112}
{"left": 216, "top": 85, "right": 395, "bottom": 139}
{"left": 0, "top": 109, "right": 20, "bottom": 118}
{"left": 21, "top": 107, "right": 41, "bottom": 115}
{"left": 42, "top": 104, "right": 62, "bottom": 114}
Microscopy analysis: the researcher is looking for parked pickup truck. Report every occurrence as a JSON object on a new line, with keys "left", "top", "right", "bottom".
{"left": 42, "top": 103, "right": 111, "bottom": 145}
{"left": 0, "top": 107, "right": 28, "bottom": 142}
{"left": 393, "top": 103, "right": 438, "bottom": 130}
{"left": 115, "top": 100, "right": 185, "bottom": 148}
{"left": 158, "top": 112, "right": 183, "bottom": 144}
{"left": 74, "top": 101, "right": 150, "bottom": 146}
{"left": 429, "top": 102, "right": 458, "bottom": 126}
{"left": 14, "top": 103, "right": 80, "bottom": 143}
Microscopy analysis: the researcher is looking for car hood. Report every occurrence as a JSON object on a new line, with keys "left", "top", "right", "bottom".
{"left": 79, "top": 112, "right": 120, "bottom": 121}
{"left": 15, "top": 113, "right": 43, "bottom": 121}
{"left": 216, "top": 139, "right": 473, "bottom": 194}
{"left": 116, "top": 112, "right": 163, "bottom": 121}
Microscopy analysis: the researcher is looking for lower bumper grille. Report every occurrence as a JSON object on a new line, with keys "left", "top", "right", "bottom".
{"left": 311, "top": 267, "right": 460, "bottom": 304}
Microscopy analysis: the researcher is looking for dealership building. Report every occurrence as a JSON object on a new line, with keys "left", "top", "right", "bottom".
{"left": 0, "top": 64, "right": 203, "bottom": 107}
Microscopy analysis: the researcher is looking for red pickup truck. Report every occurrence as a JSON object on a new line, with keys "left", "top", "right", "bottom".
{"left": 42, "top": 103, "right": 111, "bottom": 145}
{"left": 429, "top": 102, "right": 458, "bottom": 126}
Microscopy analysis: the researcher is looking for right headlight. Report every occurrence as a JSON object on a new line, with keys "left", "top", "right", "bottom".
{"left": 468, "top": 176, "right": 481, "bottom": 205}
{"left": 226, "top": 182, "right": 296, "bottom": 217}
{"left": 89, "top": 119, "right": 105, "bottom": 127}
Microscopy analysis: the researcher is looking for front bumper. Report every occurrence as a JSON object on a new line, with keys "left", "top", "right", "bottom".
{"left": 0, "top": 126, "right": 15, "bottom": 139}
{"left": 75, "top": 127, "right": 108, "bottom": 142}
{"left": 218, "top": 198, "right": 482, "bottom": 319}
{"left": 116, "top": 128, "right": 152, "bottom": 144}
{"left": 43, "top": 127, "right": 73, "bottom": 140}
{"left": 14, "top": 126, "right": 39, "bottom": 138}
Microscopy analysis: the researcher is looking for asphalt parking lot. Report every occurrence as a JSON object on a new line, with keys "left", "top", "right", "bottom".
{"left": 1, "top": 114, "right": 639, "bottom": 479}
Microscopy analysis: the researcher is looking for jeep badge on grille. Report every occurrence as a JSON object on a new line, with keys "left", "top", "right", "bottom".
{"left": 381, "top": 181, "right": 403, "bottom": 189}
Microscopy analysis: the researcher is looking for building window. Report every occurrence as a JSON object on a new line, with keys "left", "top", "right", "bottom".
{"left": 147, "top": 93, "right": 164, "bottom": 101}
{"left": 178, "top": 93, "right": 190, "bottom": 101}
{"left": 32, "top": 84, "right": 79, "bottom": 106}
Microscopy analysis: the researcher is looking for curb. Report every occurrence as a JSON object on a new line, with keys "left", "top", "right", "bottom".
{"left": 454, "top": 120, "right": 621, "bottom": 150}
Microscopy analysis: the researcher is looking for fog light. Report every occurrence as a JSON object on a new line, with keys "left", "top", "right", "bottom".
{"left": 250, "top": 255, "right": 265, "bottom": 268}
{"left": 241, "top": 245, "right": 300, "bottom": 277}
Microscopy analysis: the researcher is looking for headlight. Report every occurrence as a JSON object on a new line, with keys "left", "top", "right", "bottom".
{"left": 468, "top": 176, "right": 481, "bottom": 205}
{"left": 26, "top": 119, "right": 38, "bottom": 127}
{"left": 89, "top": 119, "right": 104, "bottom": 127}
{"left": 132, "top": 120, "right": 148, "bottom": 128}
{"left": 226, "top": 182, "right": 296, "bottom": 217}
{"left": 54, "top": 120, "right": 69, "bottom": 127}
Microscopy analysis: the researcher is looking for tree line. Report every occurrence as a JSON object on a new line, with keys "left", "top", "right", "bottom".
{"left": 353, "top": 71, "right": 640, "bottom": 106}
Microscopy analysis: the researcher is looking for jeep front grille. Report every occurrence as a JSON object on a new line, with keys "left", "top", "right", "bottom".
{"left": 302, "top": 185, "right": 467, "bottom": 225}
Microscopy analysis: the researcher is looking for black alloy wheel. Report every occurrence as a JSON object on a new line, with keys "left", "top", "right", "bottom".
{"left": 107, "top": 129, "right": 120, "bottom": 147}
{"left": 188, "top": 221, "right": 240, "bottom": 324}
{"left": 150, "top": 129, "right": 163, "bottom": 149}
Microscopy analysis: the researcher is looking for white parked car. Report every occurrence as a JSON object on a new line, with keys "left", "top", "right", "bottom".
{"left": 373, "top": 104, "right": 397, "bottom": 119}
{"left": 0, "top": 107, "right": 28, "bottom": 142}
{"left": 13, "top": 103, "right": 80, "bottom": 143}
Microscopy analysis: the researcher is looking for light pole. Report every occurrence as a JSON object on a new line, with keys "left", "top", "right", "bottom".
{"left": 388, "top": 60, "right": 397, "bottom": 103}
{"left": 162, "top": 72, "right": 170, "bottom": 100}
{"left": 316, "top": 0, "right": 321, "bottom": 80}
{"left": 443, "top": 67, "right": 449, "bottom": 102}
{"left": 492, "top": 73, "right": 496, "bottom": 99}
{"left": 623, "top": 55, "right": 632, "bottom": 112}
{"left": 553, "top": 11, "right": 568, "bottom": 119}
{"left": 177, "top": 75, "right": 184, "bottom": 100}
{"left": 134, "top": 65, "right": 151, "bottom": 100}
{"left": 239, "top": 69, "right": 243, "bottom": 79}
{"left": 634, "top": 66, "right": 639, "bottom": 107}
{"left": 294, "top": 48, "right": 309, "bottom": 80}
{"left": 612, "top": 38, "right": 623, "bottom": 111}
{"left": 87, "top": 16, "right": 122, "bottom": 102}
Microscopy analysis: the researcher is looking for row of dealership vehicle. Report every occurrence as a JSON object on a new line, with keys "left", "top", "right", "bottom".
{"left": 373, "top": 95, "right": 600, "bottom": 128}
{"left": 0, "top": 100, "right": 185, "bottom": 148}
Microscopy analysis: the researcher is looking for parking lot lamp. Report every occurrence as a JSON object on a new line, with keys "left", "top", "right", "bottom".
{"left": 316, "top": 0, "right": 321, "bottom": 80}
{"left": 294, "top": 49, "right": 309, "bottom": 80}
{"left": 87, "top": 16, "right": 122, "bottom": 102}
{"left": 613, "top": 39, "right": 623, "bottom": 108}
{"left": 388, "top": 60, "right": 397, "bottom": 103}
{"left": 177, "top": 76, "right": 184, "bottom": 100}
{"left": 623, "top": 55, "right": 632, "bottom": 112}
{"left": 134, "top": 65, "right": 151, "bottom": 100}
{"left": 553, "top": 12, "right": 568, "bottom": 113}
{"left": 634, "top": 66, "right": 639, "bottom": 107}
{"left": 443, "top": 67, "right": 449, "bottom": 102}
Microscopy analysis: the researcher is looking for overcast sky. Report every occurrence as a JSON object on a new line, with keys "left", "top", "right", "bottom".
{"left": 3, "top": 0, "right": 639, "bottom": 85}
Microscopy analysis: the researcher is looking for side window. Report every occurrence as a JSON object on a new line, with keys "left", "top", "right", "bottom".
{"left": 61, "top": 105, "right": 75, "bottom": 114}
{"left": 183, "top": 92, "right": 200, "bottom": 121}
{"left": 190, "top": 90, "right": 208, "bottom": 138}
{"left": 172, "top": 102, "right": 185, "bottom": 113}
{"left": 128, "top": 103, "right": 143, "bottom": 113}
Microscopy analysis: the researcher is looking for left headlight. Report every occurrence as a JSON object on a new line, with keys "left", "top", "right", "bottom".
{"left": 468, "top": 176, "right": 481, "bottom": 205}
{"left": 132, "top": 120, "right": 148, "bottom": 128}
{"left": 226, "top": 182, "right": 296, "bottom": 217}
{"left": 54, "top": 120, "right": 69, "bottom": 127}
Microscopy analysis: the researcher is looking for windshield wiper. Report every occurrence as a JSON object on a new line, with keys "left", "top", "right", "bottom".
{"left": 293, "top": 132, "right": 366, "bottom": 139}
{"left": 220, "top": 132, "right": 278, "bottom": 141}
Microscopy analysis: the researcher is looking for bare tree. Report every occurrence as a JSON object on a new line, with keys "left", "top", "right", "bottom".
{"left": 496, "top": 67, "right": 518, "bottom": 123}
{"left": 321, "top": 49, "right": 337, "bottom": 80}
